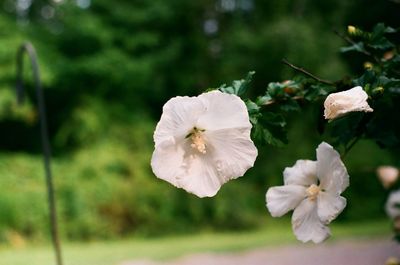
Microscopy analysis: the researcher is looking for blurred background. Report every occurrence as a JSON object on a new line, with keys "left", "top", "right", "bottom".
{"left": 0, "top": 0, "right": 400, "bottom": 263}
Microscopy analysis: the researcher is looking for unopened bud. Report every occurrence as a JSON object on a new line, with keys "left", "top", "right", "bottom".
{"left": 347, "top": 25, "right": 357, "bottom": 35}
{"left": 383, "top": 50, "right": 395, "bottom": 61}
{"left": 363, "top": 62, "right": 373, "bottom": 70}
{"left": 377, "top": 166, "right": 399, "bottom": 189}
{"left": 372, "top": 86, "right": 384, "bottom": 95}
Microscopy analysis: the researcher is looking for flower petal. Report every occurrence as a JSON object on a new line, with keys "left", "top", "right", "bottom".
{"left": 316, "top": 142, "right": 349, "bottom": 195}
{"left": 324, "top": 86, "right": 373, "bottom": 120}
{"left": 385, "top": 189, "right": 400, "bottom": 219}
{"left": 151, "top": 137, "right": 187, "bottom": 189}
{"left": 196, "top": 91, "right": 252, "bottom": 131}
{"left": 283, "top": 160, "right": 317, "bottom": 187}
{"left": 154, "top": 96, "right": 206, "bottom": 145}
{"left": 205, "top": 127, "right": 257, "bottom": 181}
{"left": 176, "top": 153, "right": 224, "bottom": 198}
{"left": 317, "top": 192, "right": 346, "bottom": 224}
{"left": 266, "top": 185, "right": 307, "bottom": 217}
{"left": 292, "top": 199, "right": 331, "bottom": 243}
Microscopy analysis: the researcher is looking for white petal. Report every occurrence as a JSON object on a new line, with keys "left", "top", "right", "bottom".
{"left": 317, "top": 192, "right": 346, "bottom": 224}
{"left": 154, "top": 96, "right": 206, "bottom": 145}
{"left": 196, "top": 91, "right": 252, "bottom": 131}
{"left": 283, "top": 160, "right": 318, "bottom": 187}
{"left": 324, "top": 86, "right": 373, "bottom": 120}
{"left": 385, "top": 189, "right": 400, "bottom": 219}
{"left": 205, "top": 127, "right": 257, "bottom": 181}
{"left": 292, "top": 199, "right": 331, "bottom": 243}
{"left": 176, "top": 153, "right": 223, "bottom": 198}
{"left": 151, "top": 137, "right": 186, "bottom": 186}
{"left": 316, "top": 142, "right": 349, "bottom": 194}
{"left": 266, "top": 185, "right": 307, "bottom": 217}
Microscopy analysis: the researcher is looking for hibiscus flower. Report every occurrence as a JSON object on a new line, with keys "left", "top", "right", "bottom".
{"left": 324, "top": 86, "right": 373, "bottom": 120}
{"left": 151, "top": 90, "right": 258, "bottom": 198}
{"left": 266, "top": 142, "right": 349, "bottom": 243}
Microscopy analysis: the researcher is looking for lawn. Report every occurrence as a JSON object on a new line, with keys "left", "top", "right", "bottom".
{"left": 0, "top": 219, "right": 392, "bottom": 265}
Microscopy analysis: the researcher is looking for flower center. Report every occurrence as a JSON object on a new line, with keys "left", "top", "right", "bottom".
{"left": 188, "top": 127, "right": 206, "bottom": 154}
{"left": 306, "top": 184, "right": 320, "bottom": 201}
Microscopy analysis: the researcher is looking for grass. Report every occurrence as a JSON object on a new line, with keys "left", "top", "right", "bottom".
{"left": 0, "top": 219, "right": 393, "bottom": 265}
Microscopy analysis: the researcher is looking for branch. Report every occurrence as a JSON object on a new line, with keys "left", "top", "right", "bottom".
{"left": 341, "top": 136, "right": 361, "bottom": 160}
{"left": 281, "top": 59, "right": 335, "bottom": 86}
{"left": 332, "top": 29, "right": 383, "bottom": 65}
{"left": 263, "top": 95, "right": 303, "bottom": 106}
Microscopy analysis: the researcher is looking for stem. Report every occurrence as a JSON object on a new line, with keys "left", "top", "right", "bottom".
{"left": 262, "top": 95, "right": 303, "bottom": 106}
{"left": 341, "top": 136, "right": 361, "bottom": 159}
{"left": 16, "top": 42, "right": 63, "bottom": 265}
{"left": 281, "top": 59, "right": 335, "bottom": 86}
{"left": 333, "top": 29, "right": 382, "bottom": 64}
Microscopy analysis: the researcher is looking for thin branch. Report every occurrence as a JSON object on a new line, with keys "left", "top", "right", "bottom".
{"left": 281, "top": 59, "right": 335, "bottom": 86}
{"left": 341, "top": 136, "right": 361, "bottom": 160}
{"left": 333, "top": 29, "right": 372, "bottom": 57}
{"left": 333, "top": 28, "right": 383, "bottom": 65}
{"left": 263, "top": 95, "right": 303, "bottom": 106}
{"left": 16, "top": 42, "right": 63, "bottom": 265}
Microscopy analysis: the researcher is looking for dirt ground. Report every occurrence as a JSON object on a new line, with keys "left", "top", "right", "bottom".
{"left": 121, "top": 239, "right": 400, "bottom": 265}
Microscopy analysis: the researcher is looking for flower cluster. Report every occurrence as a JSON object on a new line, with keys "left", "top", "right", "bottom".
{"left": 151, "top": 86, "right": 363, "bottom": 243}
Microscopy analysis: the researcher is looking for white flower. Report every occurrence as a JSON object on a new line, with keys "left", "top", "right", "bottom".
{"left": 151, "top": 90, "right": 258, "bottom": 198}
{"left": 266, "top": 142, "right": 349, "bottom": 243}
{"left": 377, "top": 166, "right": 399, "bottom": 189}
{"left": 386, "top": 190, "right": 400, "bottom": 219}
{"left": 324, "top": 86, "right": 373, "bottom": 120}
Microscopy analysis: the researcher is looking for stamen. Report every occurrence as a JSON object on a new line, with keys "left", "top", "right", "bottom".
{"left": 306, "top": 184, "right": 320, "bottom": 201}
{"left": 189, "top": 127, "right": 206, "bottom": 154}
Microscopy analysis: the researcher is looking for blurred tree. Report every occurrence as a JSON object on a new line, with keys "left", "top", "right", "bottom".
{"left": 0, "top": 0, "right": 398, "bottom": 240}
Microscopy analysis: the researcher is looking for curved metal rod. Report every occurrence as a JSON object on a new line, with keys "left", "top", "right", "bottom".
{"left": 16, "top": 42, "right": 63, "bottom": 265}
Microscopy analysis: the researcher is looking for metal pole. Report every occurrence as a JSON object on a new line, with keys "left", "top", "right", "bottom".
{"left": 16, "top": 42, "right": 63, "bottom": 265}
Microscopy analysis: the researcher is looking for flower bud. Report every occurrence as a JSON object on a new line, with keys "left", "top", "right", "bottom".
{"left": 363, "top": 62, "right": 373, "bottom": 70}
{"left": 324, "top": 86, "right": 373, "bottom": 120}
{"left": 377, "top": 166, "right": 399, "bottom": 189}
{"left": 347, "top": 25, "right": 357, "bottom": 35}
{"left": 383, "top": 50, "right": 395, "bottom": 61}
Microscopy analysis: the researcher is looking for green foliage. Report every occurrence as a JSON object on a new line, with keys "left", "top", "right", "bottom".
{"left": 218, "top": 71, "right": 255, "bottom": 97}
{"left": 0, "top": 0, "right": 399, "bottom": 242}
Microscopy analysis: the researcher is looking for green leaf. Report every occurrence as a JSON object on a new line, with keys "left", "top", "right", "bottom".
{"left": 251, "top": 112, "right": 288, "bottom": 147}
{"left": 340, "top": 42, "right": 367, "bottom": 53}
{"left": 304, "top": 83, "right": 332, "bottom": 101}
{"left": 353, "top": 70, "right": 377, "bottom": 87}
{"left": 218, "top": 71, "right": 255, "bottom": 96}
{"left": 279, "top": 98, "right": 300, "bottom": 112}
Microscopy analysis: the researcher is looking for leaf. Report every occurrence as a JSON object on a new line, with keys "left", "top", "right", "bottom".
{"left": 279, "top": 98, "right": 300, "bottom": 112}
{"left": 218, "top": 71, "right": 255, "bottom": 96}
{"left": 251, "top": 112, "right": 288, "bottom": 147}
{"left": 304, "top": 83, "right": 332, "bottom": 101}
{"left": 353, "top": 70, "right": 377, "bottom": 87}
{"left": 340, "top": 42, "right": 367, "bottom": 53}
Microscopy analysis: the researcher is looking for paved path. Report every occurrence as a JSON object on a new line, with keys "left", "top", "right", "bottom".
{"left": 121, "top": 239, "right": 400, "bottom": 265}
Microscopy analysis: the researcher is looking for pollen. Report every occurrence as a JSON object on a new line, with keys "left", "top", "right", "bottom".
{"left": 189, "top": 128, "right": 206, "bottom": 154}
{"left": 306, "top": 184, "right": 320, "bottom": 201}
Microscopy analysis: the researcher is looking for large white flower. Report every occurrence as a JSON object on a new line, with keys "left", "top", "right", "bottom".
{"left": 386, "top": 189, "right": 400, "bottom": 219}
{"left": 266, "top": 142, "right": 349, "bottom": 243}
{"left": 324, "top": 86, "right": 373, "bottom": 120}
{"left": 151, "top": 90, "right": 258, "bottom": 198}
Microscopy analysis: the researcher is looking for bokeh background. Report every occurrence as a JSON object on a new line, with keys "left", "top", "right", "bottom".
{"left": 0, "top": 0, "right": 399, "bottom": 248}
